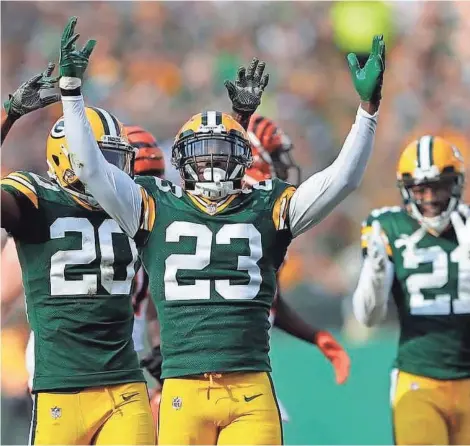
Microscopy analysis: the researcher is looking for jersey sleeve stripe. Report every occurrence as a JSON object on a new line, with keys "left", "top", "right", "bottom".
{"left": 6, "top": 173, "right": 37, "bottom": 193}
{"left": 139, "top": 186, "right": 156, "bottom": 232}
{"left": 1, "top": 178, "right": 39, "bottom": 208}
{"left": 148, "top": 194, "right": 156, "bottom": 230}
{"left": 273, "top": 186, "right": 296, "bottom": 231}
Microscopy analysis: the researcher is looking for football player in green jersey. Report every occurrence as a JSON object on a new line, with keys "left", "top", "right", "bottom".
{"left": 59, "top": 16, "right": 384, "bottom": 445}
{"left": 353, "top": 136, "right": 470, "bottom": 445}
{"left": 1, "top": 69, "right": 155, "bottom": 444}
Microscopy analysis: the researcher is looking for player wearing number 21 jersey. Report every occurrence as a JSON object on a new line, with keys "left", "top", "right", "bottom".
{"left": 353, "top": 136, "right": 470, "bottom": 445}
{"left": 0, "top": 105, "right": 155, "bottom": 445}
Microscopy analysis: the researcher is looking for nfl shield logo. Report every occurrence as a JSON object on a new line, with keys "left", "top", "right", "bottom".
{"left": 172, "top": 397, "right": 182, "bottom": 410}
{"left": 207, "top": 203, "right": 217, "bottom": 215}
{"left": 51, "top": 406, "right": 62, "bottom": 419}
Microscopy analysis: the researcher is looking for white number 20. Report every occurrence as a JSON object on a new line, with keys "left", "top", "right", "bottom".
{"left": 50, "top": 218, "right": 138, "bottom": 296}
{"left": 405, "top": 245, "right": 470, "bottom": 315}
{"left": 164, "top": 222, "right": 262, "bottom": 301}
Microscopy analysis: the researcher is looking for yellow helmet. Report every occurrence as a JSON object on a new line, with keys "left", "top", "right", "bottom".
{"left": 47, "top": 106, "right": 135, "bottom": 207}
{"left": 397, "top": 135, "right": 465, "bottom": 233}
{"left": 171, "top": 111, "right": 252, "bottom": 200}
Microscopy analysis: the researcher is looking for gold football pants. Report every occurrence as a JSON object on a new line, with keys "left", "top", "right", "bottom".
{"left": 29, "top": 382, "right": 155, "bottom": 445}
{"left": 158, "top": 372, "right": 283, "bottom": 445}
{"left": 391, "top": 369, "right": 470, "bottom": 445}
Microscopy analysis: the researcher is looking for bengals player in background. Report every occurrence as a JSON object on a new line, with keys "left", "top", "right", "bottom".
{"left": 353, "top": 136, "right": 470, "bottom": 445}
{"left": 246, "top": 115, "right": 351, "bottom": 420}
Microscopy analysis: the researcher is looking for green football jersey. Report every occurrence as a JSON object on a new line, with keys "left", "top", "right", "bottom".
{"left": 135, "top": 176, "right": 296, "bottom": 379}
{"left": 1, "top": 171, "right": 144, "bottom": 391}
{"left": 362, "top": 205, "right": 470, "bottom": 379}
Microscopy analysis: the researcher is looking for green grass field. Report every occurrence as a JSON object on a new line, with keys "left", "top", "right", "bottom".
{"left": 270, "top": 328, "right": 398, "bottom": 445}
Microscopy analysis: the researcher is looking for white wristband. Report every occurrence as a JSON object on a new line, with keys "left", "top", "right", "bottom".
{"left": 59, "top": 77, "right": 82, "bottom": 90}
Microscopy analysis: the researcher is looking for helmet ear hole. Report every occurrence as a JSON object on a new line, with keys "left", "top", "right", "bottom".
{"left": 52, "top": 155, "right": 60, "bottom": 166}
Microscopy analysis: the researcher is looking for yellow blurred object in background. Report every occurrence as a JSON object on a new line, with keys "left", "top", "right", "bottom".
{"left": 331, "top": 1, "right": 394, "bottom": 54}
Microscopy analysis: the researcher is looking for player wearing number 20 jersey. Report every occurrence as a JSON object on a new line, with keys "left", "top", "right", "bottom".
{"left": 0, "top": 107, "right": 155, "bottom": 445}
{"left": 353, "top": 136, "right": 470, "bottom": 445}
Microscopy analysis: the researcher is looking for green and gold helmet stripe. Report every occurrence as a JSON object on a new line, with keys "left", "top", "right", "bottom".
{"left": 88, "top": 107, "right": 121, "bottom": 137}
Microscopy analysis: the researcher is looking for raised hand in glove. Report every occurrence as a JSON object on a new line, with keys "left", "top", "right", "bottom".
{"left": 224, "top": 57, "right": 269, "bottom": 115}
{"left": 4, "top": 63, "right": 59, "bottom": 120}
{"left": 59, "top": 16, "right": 96, "bottom": 83}
{"left": 366, "top": 220, "right": 388, "bottom": 274}
{"left": 347, "top": 34, "right": 385, "bottom": 108}
{"left": 140, "top": 345, "right": 163, "bottom": 383}
{"left": 314, "top": 331, "right": 351, "bottom": 385}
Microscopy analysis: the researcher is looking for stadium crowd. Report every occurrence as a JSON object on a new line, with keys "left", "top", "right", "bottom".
{"left": 2, "top": 2, "right": 469, "bottom": 298}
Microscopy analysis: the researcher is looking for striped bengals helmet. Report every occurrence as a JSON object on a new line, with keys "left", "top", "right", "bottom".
{"left": 397, "top": 135, "right": 465, "bottom": 233}
{"left": 47, "top": 106, "right": 135, "bottom": 208}
{"left": 248, "top": 114, "right": 300, "bottom": 186}
{"left": 244, "top": 146, "right": 275, "bottom": 186}
{"left": 125, "top": 125, "right": 165, "bottom": 177}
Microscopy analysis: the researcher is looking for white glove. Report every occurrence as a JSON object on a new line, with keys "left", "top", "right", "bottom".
{"left": 366, "top": 220, "right": 388, "bottom": 273}
{"left": 353, "top": 220, "right": 393, "bottom": 327}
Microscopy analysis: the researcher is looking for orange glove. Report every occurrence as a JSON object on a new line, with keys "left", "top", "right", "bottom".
{"left": 314, "top": 331, "right": 351, "bottom": 385}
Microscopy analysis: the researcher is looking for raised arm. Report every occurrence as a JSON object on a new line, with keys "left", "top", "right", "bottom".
{"left": 352, "top": 220, "right": 394, "bottom": 326}
{"left": 59, "top": 17, "right": 142, "bottom": 237}
{"left": 1, "top": 62, "right": 59, "bottom": 144}
{"left": 289, "top": 105, "right": 377, "bottom": 237}
{"left": 288, "top": 35, "right": 385, "bottom": 238}
{"left": 1, "top": 64, "right": 59, "bottom": 232}
{"left": 225, "top": 57, "right": 269, "bottom": 131}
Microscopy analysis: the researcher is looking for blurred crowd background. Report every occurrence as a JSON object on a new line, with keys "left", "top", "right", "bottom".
{"left": 1, "top": 1, "right": 469, "bottom": 444}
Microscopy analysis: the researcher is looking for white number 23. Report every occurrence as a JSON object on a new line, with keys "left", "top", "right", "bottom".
{"left": 164, "top": 222, "right": 262, "bottom": 301}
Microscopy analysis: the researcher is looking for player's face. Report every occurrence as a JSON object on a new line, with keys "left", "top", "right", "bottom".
{"left": 410, "top": 179, "right": 453, "bottom": 217}
{"left": 191, "top": 140, "right": 242, "bottom": 182}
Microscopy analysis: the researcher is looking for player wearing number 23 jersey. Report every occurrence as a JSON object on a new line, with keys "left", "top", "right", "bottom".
{"left": 62, "top": 66, "right": 379, "bottom": 444}
{"left": 353, "top": 136, "right": 470, "bottom": 445}
{"left": 0, "top": 106, "right": 155, "bottom": 445}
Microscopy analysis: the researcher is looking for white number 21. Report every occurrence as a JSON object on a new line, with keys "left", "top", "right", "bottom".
{"left": 405, "top": 245, "right": 470, "bottom": 315}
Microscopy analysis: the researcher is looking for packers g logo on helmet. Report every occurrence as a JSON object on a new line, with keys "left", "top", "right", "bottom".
{"left": 171, "top": 111, "right": 252, "bottom": 201}
{"left": 47, "top": 106, "right": 136, "bottom": 208}
{"left": 396, "top": 135, "right": 465, "bottom": 234}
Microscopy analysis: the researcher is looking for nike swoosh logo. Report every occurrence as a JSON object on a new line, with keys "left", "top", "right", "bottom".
{"left": 122, "top": 391, "right": 139, "bottom": 402}
{"left": 244, "top": 393, "right": 263, "bottom": 402}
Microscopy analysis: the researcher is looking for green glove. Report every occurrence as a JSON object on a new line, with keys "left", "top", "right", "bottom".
{"left": 347, "top": 35, "right": 386, "bottom": 104}
{"left": 4, "top": 63, "right": 59, "bottom": 119}
{"left": 59, "top": 16, "right": 96, "bottom": 80}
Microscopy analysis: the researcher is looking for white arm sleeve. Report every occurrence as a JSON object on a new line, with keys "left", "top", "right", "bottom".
{"left": 61, "top": 95, "right": 142, "bottom": 237}
{"left": 288, "top": 106, "right": 378, "bottom": 238}
{"left": 352, "top": 257, "right": 394, "bottom": 327}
